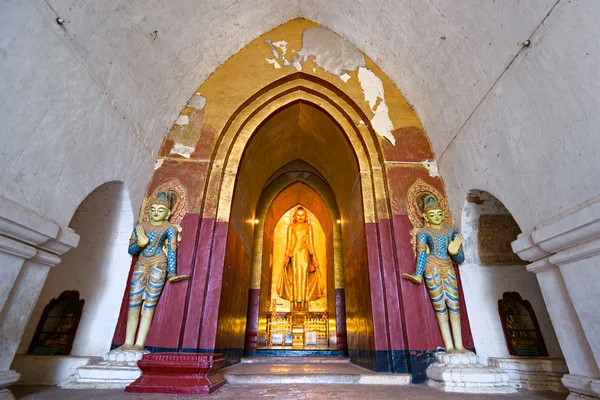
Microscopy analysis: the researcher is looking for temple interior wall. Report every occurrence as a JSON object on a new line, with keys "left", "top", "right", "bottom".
{"left": 3, "top": 2, "right": 598, "bottom": 239}
{"left": 342, "top": 178, "right": 375, "bottom": 371}
{"left": 17, "top": 181, "right": 133, "bottom": 358}
{"left": 2, "top": 2, "right": 600, "bottom": 394}
{"left": 439, "top": 1, "right": 600, "bottom": 233}
{"left": 214, "top": 226, "right": 252, "bottom": 365}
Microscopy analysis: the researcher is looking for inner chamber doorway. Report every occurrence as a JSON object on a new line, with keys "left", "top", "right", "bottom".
{"left": 214, "top": 100, "right": 375, "bottom": 364}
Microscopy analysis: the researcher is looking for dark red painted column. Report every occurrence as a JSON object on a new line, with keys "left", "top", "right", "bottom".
{"left": 335, "top": 288, "right": 348, "bottom": 352}
{"left": 244, "top": 289, "right": 260, "bottom": 352}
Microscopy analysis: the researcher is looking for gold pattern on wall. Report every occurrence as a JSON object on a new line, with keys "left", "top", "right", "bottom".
{"left": 141, "top": 179, "right": 188, "bottom": 241}
{"left": 406, "top": 179, "right": 453, "bottom": 255}
{"left": 478, "top": 215, "right": 526, "bottom": 265}
{"left": 271, "top": 206, "right": 328, "bottom": 313}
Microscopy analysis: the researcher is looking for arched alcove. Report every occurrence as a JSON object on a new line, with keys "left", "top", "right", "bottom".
{"left": 213, "top": 98, "right": 374, "bottom": 367}
{"left": 13, "top": 181, "right": 133, "bottom": 385}
{"left": 106, "top": 19, "right": 470, "bottom": 381}
{"left": 459, "top": 189, "right": 562, "bottom": 364}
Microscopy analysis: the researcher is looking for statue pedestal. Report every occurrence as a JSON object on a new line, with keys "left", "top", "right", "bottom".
{"left": 125, "top": 353, "right": 226, "bottom": 395}
{"left": 59, "top": 349, "right": 146, "bottom": 389}
{"left": 488, "top": 357, "right": 568, "bottom": 392}
{"left": 426, "top": 352, "right": 516, "bottom": 393}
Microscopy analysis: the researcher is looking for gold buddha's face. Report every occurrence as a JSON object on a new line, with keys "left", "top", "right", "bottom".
{"left": 423, "top": 208, "right": 444, "bottom": 227}
{"left": 150, "top": 203, "right": 171, "bottom": 224}
{"left": 294, "top": 208, "right": 307, "bottom": 223}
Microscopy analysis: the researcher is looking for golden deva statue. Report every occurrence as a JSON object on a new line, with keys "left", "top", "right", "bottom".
{"left": 403, "top": 194, "right": 470, "bottom": 354}
{"left": 277, "top": 206, "right": 324, "bottom": 312}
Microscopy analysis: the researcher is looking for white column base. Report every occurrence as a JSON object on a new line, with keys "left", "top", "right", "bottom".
{"left": 427, "top": 352, "right": 516, "bottom": 393}
{"left": 0, "top": 370, "right": 20, "bottom": 389}
{"left": 0, "top": 389, "right": 15, "bottom": 400}
{"left": 11, "top": 355, "right": 97, "bottom": 386}
{"left": 562, "top": 374, "right": 600, "bottom": 399}
{"left": 488, "top": 356, "right": 568, "bottom": 392}
{"left": 59, "top": 349, "right": 145, "bottom": 390}
{"left": 0, "top": 370, "right": 19, "bottom": 400}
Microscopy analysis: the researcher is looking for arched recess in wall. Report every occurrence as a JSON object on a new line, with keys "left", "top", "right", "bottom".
{"left": 129, "top": 20, "right": 447, "bottom": 378}
{"left": 459, "top": 189, "right": 562, "bottom": 364}
{"left": 199, "top": 74, "right": 396, "bottom": 370}
{"left": 17, "top": 181, "right": 133, "bottom": 368}
{"left": 236, "top": 165, "right": 346, "bottom": 354}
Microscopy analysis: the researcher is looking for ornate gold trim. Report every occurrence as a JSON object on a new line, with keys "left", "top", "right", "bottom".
{"left": 406, "top": 179, "right": 453, "bottom": 255}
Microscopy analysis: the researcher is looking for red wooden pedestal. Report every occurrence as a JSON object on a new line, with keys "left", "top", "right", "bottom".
{"left": 125, "top": 353, "right": 226, "bottom": 395}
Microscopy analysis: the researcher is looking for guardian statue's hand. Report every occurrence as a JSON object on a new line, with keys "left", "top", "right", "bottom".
{"left": 136, "top": 225, "right": 149, "bottom": 247}
{"left": 448, "top": 233, "right": 463, "bottom": 256}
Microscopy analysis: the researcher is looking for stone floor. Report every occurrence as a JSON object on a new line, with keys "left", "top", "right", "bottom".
{"left": 11, "top": 385, "right": 566, "bottom": 399}
{"left": 223, "top": 358, "right": 410, "bottom": 385}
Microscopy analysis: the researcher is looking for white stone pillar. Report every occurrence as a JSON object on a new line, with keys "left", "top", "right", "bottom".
{"left": 526, "top": 258, "right": 599, "bottom": 379}
{"left": 552, "top": 239, "right": 600, "bottom": 366}
{"left": 512, "top": 196, "right": 600, "bottom": 399}
{"left": 0, "top": 251, "right": 61, "bottom": 373}
{"left": 0, "top": 197, "right": 79, "bottom": 398}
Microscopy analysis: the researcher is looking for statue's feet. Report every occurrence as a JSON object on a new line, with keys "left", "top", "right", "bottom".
{"left": 446, "top": 348, "right": 458, "bottom": 354}
{"left": 131, "top": 344, "right": 145, "bottom": 352}
{"left": 402, "top": 273, "right": 422, "bottom": 284}
{"left": 113, "top": 343, "right": 134, "bottom": 351}
{"left": 455, "top": 347, "right": 474, "bottom": 354}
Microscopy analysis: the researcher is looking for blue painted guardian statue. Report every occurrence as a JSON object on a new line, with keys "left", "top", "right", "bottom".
{"left": 115, "top": 191, "right": 188, "bottom": 352}
{"left": 403, "top": 194, "right": 469, "bottom": 354}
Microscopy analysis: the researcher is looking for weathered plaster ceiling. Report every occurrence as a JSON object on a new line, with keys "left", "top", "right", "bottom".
{"left": 5, "top": 0, "right": 597, "bottom": 232}
{"left": 42, "top": 0, "right": 556, "bottom": 158}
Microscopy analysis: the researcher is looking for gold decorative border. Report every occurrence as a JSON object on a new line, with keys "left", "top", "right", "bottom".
{"left": 140, "top": 178, "right": 188, "bottom": 226}
{"left": 406, "top": 179, "right": 453, "bottom": 254}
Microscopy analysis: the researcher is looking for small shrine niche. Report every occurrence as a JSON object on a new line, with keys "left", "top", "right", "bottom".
{"left": 28, "top": 290, "right": 84, "bottom": 356}
{"left": 498, "top": 292, "right": 548, "bottom": 357}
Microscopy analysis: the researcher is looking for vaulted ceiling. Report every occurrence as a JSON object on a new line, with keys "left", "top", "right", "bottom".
{"left": 21, "top": 0, "right": 555, "bottom": 157}
{"left": 3, "top": 1, "right": 597, "bottom": 232}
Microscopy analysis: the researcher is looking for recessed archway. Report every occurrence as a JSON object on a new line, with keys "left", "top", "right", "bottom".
{"left": 13, "top": 181, "right": 133, "bottom": 385}
{"left": 459, "top": 189, "right": 562, "bottom": 364}
{"left": 108, "top": 19, "right": 462, "bottom": 381}
{"left": 211, "top": 92, "right": 379, "bottom": 367}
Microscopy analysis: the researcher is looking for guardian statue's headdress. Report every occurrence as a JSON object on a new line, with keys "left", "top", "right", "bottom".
{"left": 153, "top": 191, "right": 176, "bottom": 209}
{"left": 422, "top": 194, "right": 442, "bottom": 213}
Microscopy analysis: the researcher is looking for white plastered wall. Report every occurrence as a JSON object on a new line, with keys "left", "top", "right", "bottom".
{"left": 0, "top": 0, "right": 300, "bottom": 227}
{"left": 460, "top": 191, "right": 562, "bottom": 364}
{"left": 2, "top": 0, "right": 600, "bottom": 390}
{"left": 17, "top": 182, "right": 133, "bottom": 357}
{"left": 437, "top": 0, "right": 600, "bottom": 232}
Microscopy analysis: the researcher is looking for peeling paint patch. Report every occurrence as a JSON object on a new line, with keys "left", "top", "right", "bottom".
{"left": 175, "top": 115, "right": 189, "bottom": 126}
{"left": 290, "top": 55, "right": 302, "bottom": 71}
{"left": 266, "top": 57, "right": 281, "bottom": 69}
{"left": 154, "top": 158, "right": 164, "bottom": 170}
{"left": 340, "top": 73, "right": 351, "bottom": 83}
{"left": 298, "top": 27, "right": 365, "bottom": 76}
{"left": 170, "top": 142, "right": 195, "bottom": 159}
{"left": 421, "top": 160, "right": 440, "bottom": 177}
{"left": 265, "top": 39, "right": 300, "bottom": 71}
{"left": 265, "top": 39, "right": 279, "bottom": 59}
{"left": 272, "top": 40, "right": 288, "bottom": 57}
{"left": 357, "top": 67, "right": 395, "bottom": 145}
{"left": 188, "top": 93, "right": 206, "bottom": 110}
